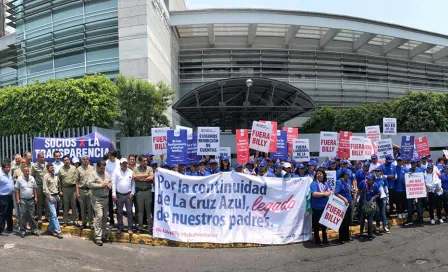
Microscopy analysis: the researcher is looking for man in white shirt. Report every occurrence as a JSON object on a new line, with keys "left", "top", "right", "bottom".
{"left": 106, "top": 149, "right": 120, "bottom": 228}
{"left": 369, "top": 154, "right": 380, "bottom": 172}
{"left": 112, "top": 158, "right": 135, "bottom": 234}
{"left": 53, "top": 151, "right": 63, "bottom": 176}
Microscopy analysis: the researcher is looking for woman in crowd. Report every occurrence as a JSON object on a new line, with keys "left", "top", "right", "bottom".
{"left": 374, "top": 167, "right": 389, "bottom": 234}
{"left": 257, "top": 161, "right": 268, "bottom": 177}
{"left": 309, "top": 169, "right": 331, "bottom": 246}
{"left": 334, "top": 169, "right": 353, "bottom": 244}
{"left": 220, "top": 156, "right": 233, "bottom": 172}
{"left": 244, "top": 161, "right": 256, "bottom": 175}
{"left": 394, "top": 157, "right": 408, "bottom": 219}
{"left": 425, "top": 164, "right": 443, "bottom": 224}
{"left": 293, "top": 164, "right": 306, "bottom": 177}
{"left": 357, "top": 173, "right": 379, "bottom": 240}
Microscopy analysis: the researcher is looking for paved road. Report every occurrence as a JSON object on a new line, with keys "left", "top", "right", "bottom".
{"left": 1, "top": 223, "right": 447, "bottom": 272}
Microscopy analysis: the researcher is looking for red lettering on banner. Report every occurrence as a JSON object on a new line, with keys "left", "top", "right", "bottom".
{"left": 251, "top": 195, "right": 296, "bottom": 217}
{"left": 321, "top": 139, "right": 337, "bottom": 145}
{"left": 153, "top": 136, "right": 166, "bottom": 142}
{"left": 252, "top": 131, "right": 270, "bottom": 139}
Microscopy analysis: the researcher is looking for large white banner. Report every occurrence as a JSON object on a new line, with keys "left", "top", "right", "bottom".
{"left": 319, "top": 131, "right": 338, "bottom": 157}
{"left": 154, "top": 168, "right": 312, "bottom": 244}
{"left": 151, "top": 127, "right": 170, "bottom": 155}
{"left": 293, "top": 139, "right": 310, "bottom": 162}
{"left": 319, "top": 194, "right": 348, "bottom": 232}
{"left": 383, "top": 118, "right": 397, "bottom": 135}
{"left": 376, "top": 138, "right": 393, "bottom": 161}
{"left": 197, "top": 127, "right": 220, "bottom": 155}
{"left": 249, "top": 121, "right": 273, "bottom": 153}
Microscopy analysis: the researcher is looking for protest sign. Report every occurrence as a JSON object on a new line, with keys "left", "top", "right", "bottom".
{"left": 272, "top": 130, "right": 288, "bottom": 161}
{"left": 151, "top": 127, "right": 170, "bottom": 155}
{"left": 337, "top": 131, "right": 352, "bottom": 159}
{"left": 197, "top": 127, "right": 220, "bottom": 155}
{"left": 326, "top": 171, "right": 337, "bottom": 190}
{"left": 167, "top": 129, "right": 188, "bottom": 165}
{"left": 176, "top": 125, "right": 193, "bottom": 140}
{"left": 383, "top": 118, "right": 397, "bottom": 135}
{"left": 282, "top": 127, "right": 299, "bottom": 154}
{"left": 319, "top": 131, "right": 338, "bottom": 157}
{"left": 33, "top": 132, "right": 113, "bottom": 163}
{"left": 187, "top": 132, "right": 202, "bottom": 164}
{"left": 319, "top": 194, "right": 348, "bottom": 232}
{"left": 401, "top": 136, "right": 415, "bottom": 160}
{"left": 443, "top": 150, "right": 448, "bottom": 158}
{"left": 260, "top": 120, "right": 277, "bottom": 153}
{"left": 365, "top": 125, "right": 381, "bottom": 142}
{"left": 293, "top": 139, "right": 310, "bottom": 162}
{"left": 154, "top": 169, "right": 312, "bottom": 244}
{"left": 249, "top": 121, "right": 272, "bottom": 153}
{"left": 236, "top": 129, "right": 249, "bottom": 164}
{"left": 349, "top": 136, "right": 371, "bottom": 160}
{"left": 218, "top": 147, "right": 231, "bottom": 159}
{"left": 405, "top": 172, "right": 427, "bottom": 199}
{"left": 415, "top": 136, "right": 430, "bottom": 157}
{"left": 376, "top": 138, "right": 393, "bottom": 161}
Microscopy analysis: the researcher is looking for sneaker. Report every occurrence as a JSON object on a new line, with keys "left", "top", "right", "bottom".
{"left": 398, "top": 214, "right": 403, "bottom": 219}
{"left": 0, "top": 232, "right": 9, "bottom": 236}
{"left": 431, "top": 219, "right": 435, "bottom": 225}
{"left": 439, "top": 219, "right": 444, "bottom": 224}
{"left": 19, "top": 232, "right": 25, "bottom": 238}
{"left": 384, "top": 227, "right": 390, "bottom": 234}
{"left": 95, "top": 240, "right": 103, "bottom": 246}
{"left": 375, "top": 229, "right": 380, "bottom": 234}
{"left": 368, "top": 236, "right": 374, "bottom": 240}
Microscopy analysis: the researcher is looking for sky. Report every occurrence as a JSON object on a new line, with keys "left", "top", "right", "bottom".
{"left": 184, "top": 0, "right": 448, "bottom": 35}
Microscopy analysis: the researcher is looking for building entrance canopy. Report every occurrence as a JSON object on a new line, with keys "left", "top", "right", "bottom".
{"left": 172, "top": 78, "right": 316, "bottom": 130}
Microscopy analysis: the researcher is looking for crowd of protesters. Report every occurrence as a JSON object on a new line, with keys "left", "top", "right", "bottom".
{"left": 1, "top": 146, "right": 448, "bottom": 247}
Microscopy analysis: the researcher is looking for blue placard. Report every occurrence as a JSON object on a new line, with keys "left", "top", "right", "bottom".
{"left": 272, "top": 130, "right": 288, "bottom": 161}
{"left": 32, "top": 132, "right": 113, "bottom": 163}
{"left": 167, "top": 129, "right": 188, "bottom": 165}
{"left": 400, "top": 136, "right": 414, "bottom": 160}
{"left": 187, "top": 132, "right": 202, "bottom": 163}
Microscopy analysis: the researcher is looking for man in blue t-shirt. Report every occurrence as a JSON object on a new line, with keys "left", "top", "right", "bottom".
{"left": 381, "top": 155, "right": 396, "bottom": 216}
{"left": 406, "top": 158, "right": 424, "bottom": 226}
{"left": 334, "top": 169, "right": 354, "bottom": 243}
{"left": 394, "top": 157, "right": 408, "bottom": 220}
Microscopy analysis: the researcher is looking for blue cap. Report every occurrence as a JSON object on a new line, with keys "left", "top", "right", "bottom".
{"left": 246, "top": 160, "right": 254, "bottom": 165}
{"left": 428, "top": 157, "right": 433, "bottom": 161}
{"left": 366, "top": 173, "right": 375, "bottom": 180}
{"left": 235, "top": 164, "right": 243, "bottom": 168}
{"left": 396, "top": 156, "right": 403, "bottom": 161}
{"left": 335, "top": 157, "right": 341, "bottom": 161}
{"left": 374, "top": 166, "right": 383, "bottom": 172}
{"left": 146, "top": 152, "right": 154, "bottom": 157}
{"left": 162, "top": 162, "right": 170, "bottom": 168}
{"left": 257, "top": 157, "right": 263, "bottom": 161}
{"left": 342, "top": 160, "right": 349, "bottom": 164}
{"left": 288, "top": 158, "right": 296, "bottom": 163}
{"left": 151, "top": 162, "right": 158, "bottom": 167}
{"left": 411, "top": 158, "right": 418, "bottom": 163}
{"left": 427, "top": 164, "right": 434, "bottom": 169}
{"left": 210, "top": 159, "right": 218, "bottom": 164}
{"left": 170, "top": 164, "right": 177, "bottom": 168}
{"left": 221, "top": 156, "right": 230, "bottom": 161}
{"left": 341, "top": 169, "right": 352, "bottom": 176}
{"left": 274, "top": 163, "right": 282, "bottom": 168}
{"left": 363, "top": 162, "right": 370, "bottom": 168}
{"left": 311, "top": 157, "right": 319, "bottom": 163}
{"left": 259, "top": 161, "right": 267, "bottom": 167}
{"left": 416, "top": 157, "right": 421, "bottom": 162}
{"left": 322, "top": 162, "right": 330, "bottom": 168}
{"left": 329, "top": 160, "right": 336, "bottom": 164}
{"left": 385, "top": 154, "right": 394, "bottom": 162}
{"left": 308, "top": 161, "right": 317, "bottom": 166}
{"left": 296, "top": 163, "right": 306, "bottom": 169}
{"left": 371, "top": 154, "right": 378, "bottom": 159}
{"left": 266, "top": 157, "right": 273, "bottom": 161}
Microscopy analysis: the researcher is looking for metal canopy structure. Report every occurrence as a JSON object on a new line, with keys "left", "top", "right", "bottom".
{"left": 172, "top": 77, "right": 316, "bottom": 130}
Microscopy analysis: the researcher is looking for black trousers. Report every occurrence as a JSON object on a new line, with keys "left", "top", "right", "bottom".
{"left": 339, "top": 205, "right": 351, "bottom": 241}
{"left": 428, "top": 192, "right": 442, "bottom": 220}
{"left": 108, "top": 190, "right": 115, "bottom": 225}
{"left": 0, "top": 194, "right": 13, "bottom": 233}
{"left": 312, "top": 208, "right": 327, "bottom": 243}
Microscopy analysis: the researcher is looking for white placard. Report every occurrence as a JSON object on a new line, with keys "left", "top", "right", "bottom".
{"left": 443, "top": 150, "right": 448, "bottom": 158}
{"left": 319, "top": 194, "right": 348, "bottom": 232}
{"left": 151, "top": 127, "right": 170, "bottom": 155}
{"left": 405, "top": 172, "right": 427, "bottom": 199}
{"left": 326, "top": 171, "right": 337, "bottom": 190}
{"left": 217, "top": 147, "right": 231, "bottom": 159}
{"left": 197, "top": 127, "right": 220, "bottom": 155}
{"left": 319, "top": 131, "right": 338, "bottom": 157}
{"left": 365, "top": 125, "right": 381, "bottom": 142}
{"left": 383, "top": 118, "right": 397, "bottom": 135}
{"left": 176, "top": 125, "right": 193, "bottom": 140}
{"left": 376, "top": 138, "right": 394, "bottom": 161}
{"left": 349, "top": 136, "right": 371, "bottom": 160}
{"left": 293, "top": 139, "right": 310, "bottom": 162}
{"left": 249, "top": 121, "right": 273, "bottom": 153}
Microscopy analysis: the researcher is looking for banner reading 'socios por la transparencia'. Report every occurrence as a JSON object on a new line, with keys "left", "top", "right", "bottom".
{"left": 154, "top": 168, "right": 312, "bottom": 244}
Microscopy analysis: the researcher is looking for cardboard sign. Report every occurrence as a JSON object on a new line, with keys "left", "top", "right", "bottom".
{"left": 236, "top": 129, "right": 249, "bottom": 164}
{"left": 349, "top": 136, "right": 371, "bottom": 160}
{"left": 282, "top": 127, "right": 299, "bottom": 154}
{"left": 260, "top": 120, "right": 277, "bottom": 153}
{"left": 217, "top": 147, "right": 231, "bottom": 159}
{"left": 405, "top": 172, "right": 427, "bottom": 199}
{"left": 319, "top": 194, "right": 348, "bottom": 232}
{"left": 319, "top": 131, "right": 338, "bottom": 157}
{"left": 383, "top": 118, "right": 397, "bottom": 135}
{"left": 376, "top": 138, "right": 393, "bottom": 161}
{"left": 272, "top": 130, "right": 288, "bottom": 161}
{"left": 151, "top": 127, "right": 170, "bottom": 155}
{"left": 197, "top": 127, "right": 220, "bottom": 155}
{"left": 249, "top": 121, "right": 272, "bottom": 153}
{"left": 415, "top": 136, "right": 430, "bottom": 157}
{"left": 187, "top": 132, "right": 202, "bottom": 164}
{"left": 166, "top": 129, "right": 188, "bottom": 165}
{"left": 326, "top": 171, "right": 337, "bottom": 190}
{"left": 401, "top": 136, "right": 415, "bottom": 160}
{"left": 337, "top": 131, "right": 352, "bottom": 159}
{"left": 365, "top": 125, "right": 381, "bottom": 142}
{"left": 443, "top": 150, "right": 448, "bottom": 158}
{"left": 293, "top": 139, "right": 310, "bottom": 162}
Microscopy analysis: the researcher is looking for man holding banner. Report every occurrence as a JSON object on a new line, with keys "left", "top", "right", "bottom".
{"left": 334, "top": 169, "right": 354, "bottom": 244}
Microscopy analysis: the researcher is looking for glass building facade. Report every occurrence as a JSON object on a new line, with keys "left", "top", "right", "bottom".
{"left": 1, "top": 0, "right": 119, "bottom": 87}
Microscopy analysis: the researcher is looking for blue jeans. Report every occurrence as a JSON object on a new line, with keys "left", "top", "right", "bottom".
{"left": 376, "top": 198, "right": 387, "bottom": 229}
{"left": 46, "top": 195, "right": 61, "bottom": 234}
{"left": 359, "top": 211, "right": 373, "bottom": 237}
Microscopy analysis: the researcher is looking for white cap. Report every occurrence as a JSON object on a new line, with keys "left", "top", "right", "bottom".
{"left": 72, "top": 157, "right": 80, "bottom": 164}
{"left": 120, "top": 158, "right": 128, "bottom": 164}
{"left": 283, "top": 162, "right": 292, "bottom": 168}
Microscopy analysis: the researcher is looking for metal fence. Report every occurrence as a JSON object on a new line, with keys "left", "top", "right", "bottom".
{"left": 0, "top": 126, "right": 117, "bottom": 162}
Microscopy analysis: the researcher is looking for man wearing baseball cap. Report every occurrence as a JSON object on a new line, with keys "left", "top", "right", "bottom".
{"left": 209, "top": 159, "right": 220, "bottom": 174}
{"left": 267, "top": 163, "right": 282, "bottom": 178}
{"left": 405, "top": 158, "right": 424, "bottom": 226}
{"left": 112, "top": 158, "right": 135, "bottom": 235}
{"left": 369, "top": 154, "right": 379, "bottom": 172}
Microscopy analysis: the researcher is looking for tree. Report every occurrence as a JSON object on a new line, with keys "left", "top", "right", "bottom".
{"left": 301, "top": 106, "right": 337, "bottom": 133}
{"left": 0, "top": 74, "right": 118, "bottom": 135}
{"left": 115, "top": 75, "right": 175, "bottom": 137}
